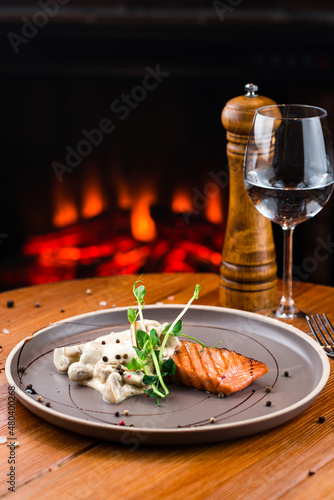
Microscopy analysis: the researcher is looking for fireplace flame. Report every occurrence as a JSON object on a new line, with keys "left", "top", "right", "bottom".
{"left": 52, "top": 163, "right": 223, "bottom": 246}
{"left": 130, "top": 190, "right": 157, "bottom": 242}
{"left": 116, "top": 177, "right": 133, "bottom": 210}
{"left": 53, "top": 184, "right": 78, "bottom": 228}
{"left": 171, "top": 188, "right": 193, "bottom": 213}
{"left": 205, "top": 190, "right": 223, "bottom": 225}
{"left": 81, "top": 169, "right": 105, "bottom": 219}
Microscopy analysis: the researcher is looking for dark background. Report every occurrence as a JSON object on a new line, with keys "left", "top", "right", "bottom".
{"left": 1, "top": 0, "right": 334, "bottom": 289}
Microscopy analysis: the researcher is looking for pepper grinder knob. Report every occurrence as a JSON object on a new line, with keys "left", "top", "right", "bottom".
{"left": 245, "top": 83, "right": 258, "bottom": 97}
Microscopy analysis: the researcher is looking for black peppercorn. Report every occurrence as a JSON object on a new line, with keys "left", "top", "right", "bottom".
{"left": 284, "top": 371, "right": 290, "bottom": 377}
{"left": 115, "top": 354, "right": 121, "bottom": 360}
{"left": 118, "top": 369, "right": 124, "bottom": 375}
{"left": 266, "top": 401, "right": 272, "bottom": 407}
{"left": 102, "top": 356, "right": 108, "bottom": 362}
{"left": 318, "top": 416, "right": 325, "bottom": 424}
{"left": 101, "top": 340, "right": 106, "bottom": 345}
{"left": 7, "top": 300, "right": 14, "bottom": 308}
{"left": 116, "top": 339, "right": 120, "bottom": 343}
{"left": 115, "top": 411, "right": 120, "bottom": 417}
{"left": 123, "top": 354, "right": 128, "bottom": 359}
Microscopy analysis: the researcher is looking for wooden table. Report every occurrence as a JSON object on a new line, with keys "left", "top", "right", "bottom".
{"left": 0, "top": 273, "right": 333, "bottom": 500}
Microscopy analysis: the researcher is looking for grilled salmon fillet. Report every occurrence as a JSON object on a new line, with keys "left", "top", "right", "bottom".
{"left": 171, "top": 341, "right": 268, "bottom": 395}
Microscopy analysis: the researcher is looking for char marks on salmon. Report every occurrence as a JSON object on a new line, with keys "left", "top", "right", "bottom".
{"left": 172, "top": 341, "right": 268, "bottom": 395}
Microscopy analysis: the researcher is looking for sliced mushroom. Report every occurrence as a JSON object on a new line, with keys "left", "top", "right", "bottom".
{"left": 68, "top": 362, "right": 94, "bottom": 382}
{"left": 103, "top": 372, "right": 148, "bottom": 404}
{"left": 94, "top": 361, "right": 115, "bottom": 383}
{"left": 53, "top": 347, "right": 81, "bottom": 372}
{"left": 123, "top": 370, "right": 146, "bottom": 387}
{"left": 80, "top": 342, "right": 104, "bottom": 365}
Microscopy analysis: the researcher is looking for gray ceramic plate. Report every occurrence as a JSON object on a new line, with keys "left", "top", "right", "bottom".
{"left": 6, "top": 305, "right": 330, "bottom": 445}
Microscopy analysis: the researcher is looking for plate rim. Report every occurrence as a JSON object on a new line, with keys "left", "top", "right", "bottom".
{"left": 5, "top": 304, "right": 330, "bottom": 435}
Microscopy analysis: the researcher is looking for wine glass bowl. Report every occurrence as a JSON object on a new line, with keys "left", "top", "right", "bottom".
{"left": 244, "top": 105, "right": 334, "bottom": 319}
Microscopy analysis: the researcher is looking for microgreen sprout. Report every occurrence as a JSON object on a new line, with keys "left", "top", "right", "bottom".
{"left": 159, "top": 284, "right": 201, "bottom": 363}
{"left": 132, "top": 276, "right": 146, "bottom": 332}
{"left": 127, "top": 307, "right": 138, "bottom": 325}
{"left": 126, "top": 279, "right": 219, "bottom": 405}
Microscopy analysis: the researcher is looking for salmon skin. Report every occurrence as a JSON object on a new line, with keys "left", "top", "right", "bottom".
{"left": 171, "top": 341, "right": 268, "bottom": 395}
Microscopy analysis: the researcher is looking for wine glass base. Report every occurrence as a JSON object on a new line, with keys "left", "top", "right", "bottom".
{"left": 272, "top": 309, "right": 306, "bottom": 320}
{"left": 256, "top": 307, "right": 307, "bottom": 320}
{"left": 255, "top": 306, "right": 316, "bottom": 332}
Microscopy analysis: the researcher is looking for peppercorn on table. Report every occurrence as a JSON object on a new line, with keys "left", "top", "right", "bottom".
{"left": 1, "top": 273, "right": 333, "bottom": 499}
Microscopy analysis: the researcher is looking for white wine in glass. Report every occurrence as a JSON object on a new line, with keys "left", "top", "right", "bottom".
{"left": 244, "top": 104, "right": 334, "bottom": 319}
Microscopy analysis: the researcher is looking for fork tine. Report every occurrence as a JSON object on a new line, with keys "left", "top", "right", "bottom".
{"left": 305, "top": 315, "right": 322, "bottom": 345}
{"left": 313, "top": 314, "right": 332, "bottom": 347}
{"left": 321, "top": 314, "right": 334, "bottom": 344}
{"left": 306, "top": 315, "right": 328, "bottom": 347}
{"left": 306, "top": 314, "right": 334, "bottom": 358}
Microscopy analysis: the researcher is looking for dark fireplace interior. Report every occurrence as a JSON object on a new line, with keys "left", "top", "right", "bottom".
{"left": 1, "top": 1, "right": 334, "bottom": 291}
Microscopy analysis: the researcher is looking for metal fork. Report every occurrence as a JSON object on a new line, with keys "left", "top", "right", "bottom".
{"left": 306, "top": 314, "right": 334, "bottom": 358}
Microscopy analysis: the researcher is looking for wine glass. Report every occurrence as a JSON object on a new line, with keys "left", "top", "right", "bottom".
{"left": 244, "top": 104, "right": 334, "bottom": 319}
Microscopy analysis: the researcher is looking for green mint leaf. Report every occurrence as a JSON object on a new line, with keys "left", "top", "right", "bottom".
{"left": 149, "top": 329, "right": 161, "bottom": 348}
{"left": 143, "top": 374, "right": 158, "bottom": 385}
{"left": 162, "top": 358, "right": 176, "bottom": 376}
{"left": 133, "top": 346, "right": 147, "bottom": 362}
{"left": 134, "top": 284, "right": 146, "bottom": 304}
{"left": 162, "top": 323, "right": 172, "bottom": 334}
{"left": 127, "top": 307, "right": 137, "bottom": 324}
{"left": 126, "top": 358, "right": 142, "bottom": 371}
{"left": 136, "top": 330, "right": 149, "bottom": 350}
{"left": 162, "top": 320, "right": 182, "bottom": 336}
{"left": 172, "top": 319, "right": 182, "bottom": 336}
{"left": 144, "top": 389, "right": 155, "bottom": 399}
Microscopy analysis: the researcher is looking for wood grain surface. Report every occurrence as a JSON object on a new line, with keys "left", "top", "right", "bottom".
{"left": 0, "top": 273, "right": 333, "bottom": 500}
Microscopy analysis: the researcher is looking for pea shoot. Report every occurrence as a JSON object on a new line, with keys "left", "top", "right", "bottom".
{"left": 126, "top": 278, "right": 216, "bottom": 405}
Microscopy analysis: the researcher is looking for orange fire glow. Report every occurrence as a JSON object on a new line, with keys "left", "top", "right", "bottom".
{"left": 205, "top": 190, "right": 223, "bottom": 225}
{"left": 130, "top": 191, "right": 157, "bottom": 242}
{"left": 111, "top": 166, "right": 133, "bottom": 210}
{"left": 171, "top": 188, "right": 193, "bottom": 213}
{"left": 116, "top": 177, "right": 133, "bottom": 210}
{"left": 53, "top": 184, "right": 78, "bottom": 228}
{"left": 81, "top": 169, "right": 105, "bottom": 219}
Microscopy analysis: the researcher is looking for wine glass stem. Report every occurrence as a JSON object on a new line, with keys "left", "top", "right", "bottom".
{"left": 279, "top": 226, "right": 296, "bottom": 314}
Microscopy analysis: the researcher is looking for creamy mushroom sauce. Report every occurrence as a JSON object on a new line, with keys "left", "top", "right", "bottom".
{"left": 53, "top": 319, "right": 181, "bottom": 404}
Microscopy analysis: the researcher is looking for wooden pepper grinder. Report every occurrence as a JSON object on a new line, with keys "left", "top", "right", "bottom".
{"left": 219, "top": 83, "right": 277, "bottom": 311}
